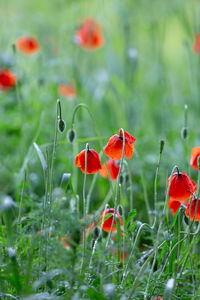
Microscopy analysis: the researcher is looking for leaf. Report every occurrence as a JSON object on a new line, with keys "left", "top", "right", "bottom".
{"left": 128, "top": 221, "right": 137, "bottom": 233}
{"left": 60, "top": 173, "right": 77, "bottom": 200}
{"left": 125, "top": 209, "right": 136, "bottom": 227}
{"left": 33, "top": 142, "right": 47, "bottom": 172}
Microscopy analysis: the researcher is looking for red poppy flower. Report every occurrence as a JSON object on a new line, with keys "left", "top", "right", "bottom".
{"left": 16, "top": 36, "right": 40, "bottom": 55}
{"left": 193, "top": 34, "right": 200, "bottom": 54}
{"left": 153, "top": 297, "right": 163, "bottom": 300}
{"left": 185, "top": 197, "right": 200, "bottom": 221}
{"left": 99, "top": 208, "right": 123, "bottom": 233}
{"left": 74, "top": 18, "right": 104, "bottom": 50}
{"left": 0, "top": 69, "right": 17, "bottom": 91}
{"left": 114, "top": 248, "right": 128, "bottom": 263}
{"left": 75, "top": 149, "right": 102, "bottom": 174}
{"left": 61, "top": 237, "right": 71, "bottom": 250}
{"left": 58, "top": 82, "right": 76, "bottom": 100}
{"left": 167, "top": 171, "right": 196, "bottom": 201}
{"left": 168, "top": 197, "right": 188, "bottom": 216}
{"left": 104, "top": 130, "right": 136, "bottom": 160}
{"left": 190, "top": 147, "right": 200, "bottom": 171}
{"left": 80, "top": 214, "right": 97, "bottom": 239}
{"left": 99, "top": 159, "right": 120, "bottom": 181}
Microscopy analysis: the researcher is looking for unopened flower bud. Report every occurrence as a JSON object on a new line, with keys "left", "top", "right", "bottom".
{"left": 67, "top": 128, "right": 76, "bottom": 143}
{"left": 119, "top": 174, "right": 124, "bottom": 184}
{"left": 160, "top": 139, "right": 165, "bottom": 154}
{"left": 93, "top": 226, "right": 101, "bottom": 239}
{"left": 181, "top": 127, "right": 188, "bottom": 140}
{"left": 58, "top": 119, "right": 66, "bottom": 133}
{"left": 12, "top": 43, "right": 16, "bottom": 54}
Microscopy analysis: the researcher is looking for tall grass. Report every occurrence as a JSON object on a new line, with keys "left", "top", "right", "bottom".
{"left": 0, "top": 0, "right": 200, "bottom": 299}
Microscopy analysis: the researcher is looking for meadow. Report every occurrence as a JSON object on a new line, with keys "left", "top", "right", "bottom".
{"left": 0, "top": 0, "right": 200, "bottom": 299}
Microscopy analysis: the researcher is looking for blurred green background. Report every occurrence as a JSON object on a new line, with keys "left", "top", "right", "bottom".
{"left": 0, "top": 0, "right": 200, "bottom": 219}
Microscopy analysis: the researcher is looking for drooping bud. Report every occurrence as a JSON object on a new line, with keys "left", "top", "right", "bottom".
{"left": 119, "top": 174, "right": 124, "bottom": 184}
{"left": 181, "top": 104, "right": 188, "bottom": 140}
{"left": 160, "top": 139, "right": 165, "bottom": 154}
{"left": 58, "top": 119, "right": 66, "bottom": 133}
{"left": 12, "top": 43, "right": 16, "bottom": 54}
{"left": 93, "top": 226, "right": 101, "bottom": 239}
{"left": 181, "top": 127, "right": 187, "bottom": 140}
{"left": 67, "top": 128, "right": 76, "bottom": 143}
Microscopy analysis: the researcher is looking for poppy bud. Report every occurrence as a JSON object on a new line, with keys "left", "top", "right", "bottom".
{"left": 160, "top": 139, "right": 165, "bottom": 154}
{"left": 67, "top": 128, "right": 76, "bottom": 143}
{"left": 93, "top": 226, "right": 101, "bottom": 239}
{"left": 58, "top": 119, "right": 66, "bottom": 133}
{"left": 119, "top": 174, "right": 124, "bottom": 184}
{"left": 12, "top": 43, "right": 16, "bottom": 54}
{"left": 125, "top": 173, "right": 129, "bottom": 183}
{"left": 181, "top": 127, "right": 187, "bottom": 140}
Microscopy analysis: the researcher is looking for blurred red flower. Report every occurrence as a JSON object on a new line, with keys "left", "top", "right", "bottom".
{"left": 99, "top": 159, "right": 120, "bottom": 181}
{"left": 0, "top": 69, "right": 17, "bottom": 91}
{"left": 104, "top": 130, "right": 136, "bottom": 160}
{"left": 185, "top": 197, "right": 200, "bottom": 221}
{"left": 58, "top": 82, "right": 76, "bottom": 100}
{"left": 75, "top": 149, "right": 102, "bottom": 174}
{"left": 16, "top": 36, "right": 40, "bottom": 55}
{"left": 190, "top": 147, "right": 200, "bottom": 171}
{"left": 99, "top": 208, "right": 123, "bottom": 233}
{"left": 114, "top": 248, "right": 128, "bottom": 263}
{"left": 167, "top": 171, "right": 196, "bottom": 201}
{"left": 193, "top": 34, "right": 200, "bottom": 54}
{"left": 74, "top": 18, "right": 104, "bottom": 50}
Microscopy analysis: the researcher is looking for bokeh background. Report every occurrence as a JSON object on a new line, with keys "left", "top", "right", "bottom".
{"left": 0, "top": 0, "right": 200, "bottom": 220}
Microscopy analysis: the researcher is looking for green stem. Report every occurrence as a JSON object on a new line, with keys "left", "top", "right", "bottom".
{"left": 106, "top": 128, "right": 126, "bottom": 248}
{"left": 81, "top": 143, "right": 89, "bottom": 272}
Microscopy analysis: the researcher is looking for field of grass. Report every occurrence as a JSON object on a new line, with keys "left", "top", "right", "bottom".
{"left": 0, "top": 0, "right": 200, "bottom": 299}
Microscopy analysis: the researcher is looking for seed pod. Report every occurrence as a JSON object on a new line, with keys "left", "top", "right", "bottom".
{"left": 67, "top": 128, "right": 76, "bottom": 143}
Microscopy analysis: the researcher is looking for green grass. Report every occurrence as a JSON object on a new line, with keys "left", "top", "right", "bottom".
{"left": 0, "top": 0, "right": 200, "bottom": 299}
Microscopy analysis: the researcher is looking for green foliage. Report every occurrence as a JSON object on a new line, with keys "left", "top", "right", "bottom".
{"left": 0, "top": 0, "right": 200, "bottom": 299}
